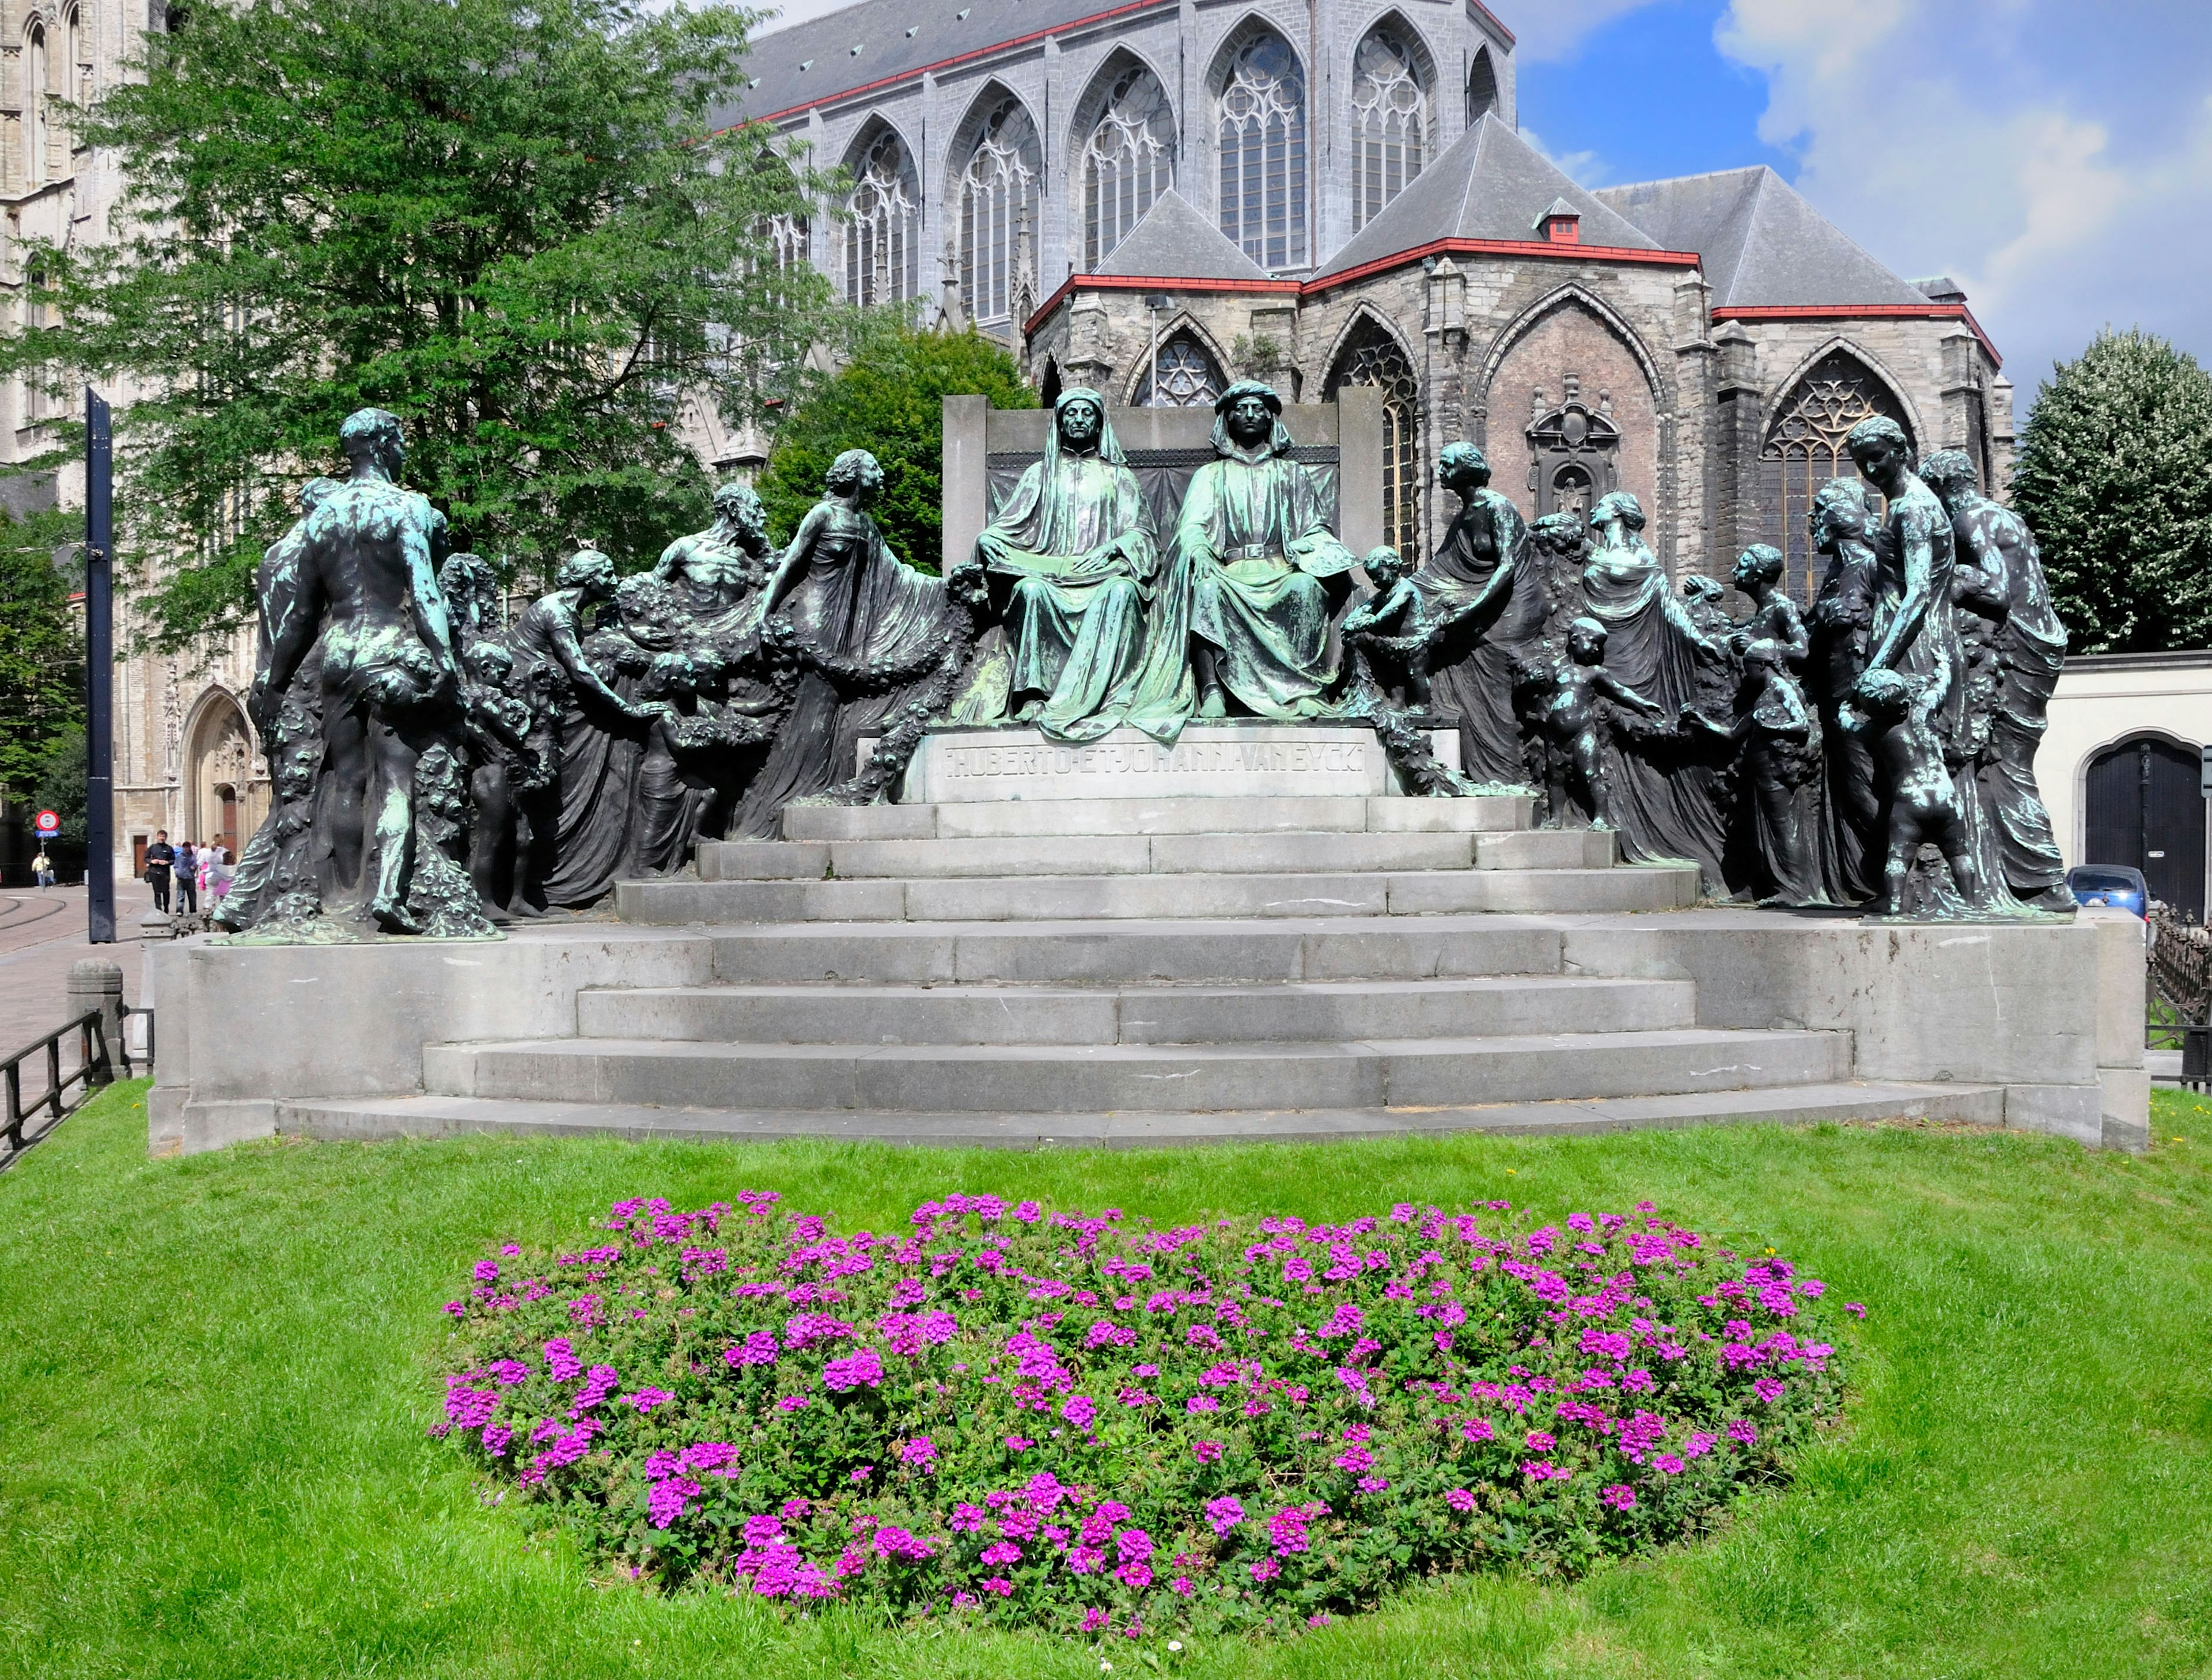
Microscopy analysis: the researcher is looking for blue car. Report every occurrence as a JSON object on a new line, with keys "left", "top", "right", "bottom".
{"left": 2066, "top": 864, "right": 2149, "bottom": 918}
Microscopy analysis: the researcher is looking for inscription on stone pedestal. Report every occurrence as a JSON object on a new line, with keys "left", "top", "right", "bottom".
{"left": 888, "top": 725, "right": 1459, "bottom": 803}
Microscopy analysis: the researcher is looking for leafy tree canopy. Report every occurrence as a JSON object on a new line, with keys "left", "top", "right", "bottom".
{"left": 2014, "top": 327, "right": 2212, "bottom": 654}
{"left": 31, "top": 733, "right": 88, "bottom": 853}
{"left": 0, "top": 504, "right": 85, "bottom": 801}
{"left": 759, "top": 320, "right": 1036, "bottom": 574}
{"left": 1, "top": 0, "right": 843, "bottom": 650}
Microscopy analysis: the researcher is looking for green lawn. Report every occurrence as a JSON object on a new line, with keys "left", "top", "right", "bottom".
{"left": 1, "top": 1084, "right": 2208, "bottom": 1679}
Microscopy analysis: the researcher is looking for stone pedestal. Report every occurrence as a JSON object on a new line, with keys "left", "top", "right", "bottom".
{"left": 874, "top": 723, "right": 1461, "bottom": 804}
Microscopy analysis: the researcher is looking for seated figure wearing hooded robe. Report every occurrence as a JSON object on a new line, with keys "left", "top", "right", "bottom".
{"left": 1169, "top": 380, "right": 1365, "bottom": 720}
{"left": 968, "top": 388, "right": 1165, "bottom": 741}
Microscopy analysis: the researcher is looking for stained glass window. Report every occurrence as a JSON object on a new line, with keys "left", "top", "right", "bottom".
{"left": 1759, "top": 350, "right": 1912, "bottom": 602}
{"left": 843, "top": 127, "right": 918, "bottom": 307}
{"left": 1084, "top": 65, "right": 1175, "bottom": 269}
{"left": 1217, "top": 31, "right": 1306, "bottom": 270}
{"left": 1350, "top": 28, "right": 1427, "bottom": 232}
{"left": 1327, "top": 321, "right": 1423, "bottom": 563}
{"left": 1132, "top": 331, "right": 1224, "bottom": 407}
{"left": 959, "top": 96, "right": 1041, "bottom": 323}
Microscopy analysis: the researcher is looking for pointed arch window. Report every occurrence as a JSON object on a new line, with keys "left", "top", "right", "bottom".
{"left": 1083, "top": 63, "right": 1175, "bottom": 269}
{"left": 1132, "top": 329, "right": 1224, "bottom": 407}
{"left": 1759, "top": 348, "right": 1912, "bottom": 602}
{"left": 63, "top": 4, "right": 82, "bottom": 107}
{"left": 1217, "top": 30, "right": 1306, "bottom": 270}
{"left": 1465, "top": 45, "right": 1498, "bottom": 125}
{"left": 1350, "top": 27, "right": 1429, "bottom": 232}
{"left": 959, "top": 95, "right": 1041, "bottom": 325}
{"left": 26, "top": 23, "right": 48, "bottom": 183}
{"left": 1327, "top": 320, "right": 1422, "bottom": 563}
{"left": 843, "top": 128, "right": 919, "bottom": 308}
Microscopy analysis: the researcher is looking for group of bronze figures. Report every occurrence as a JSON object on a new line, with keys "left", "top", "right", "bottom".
{"left": 214, "top": 380, "right": 2067, "bottom": 940}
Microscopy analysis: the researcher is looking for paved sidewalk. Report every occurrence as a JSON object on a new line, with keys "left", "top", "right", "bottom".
{"left": 0, "top": 883, "right": 152, "bottom": 1054}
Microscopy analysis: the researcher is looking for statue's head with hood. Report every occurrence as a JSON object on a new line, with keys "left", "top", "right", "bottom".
{"left": 1043, "top": 386, "right": 1127, "bottom": 476}
{"left": 1211, "top": 380, "right": 1296, "bottom": 461}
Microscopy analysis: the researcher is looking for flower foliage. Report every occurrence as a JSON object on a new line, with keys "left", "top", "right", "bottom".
{"left": 435, "top": 1194, "right": 1852, "bottom": 1637}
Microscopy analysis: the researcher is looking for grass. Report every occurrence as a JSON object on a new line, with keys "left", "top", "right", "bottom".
{"left": 0, "top": 1085, "right": 2209, "bottom": 1679}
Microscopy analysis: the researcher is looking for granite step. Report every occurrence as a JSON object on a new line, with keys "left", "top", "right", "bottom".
{"left": 779, "top": 794, "right": 1539, "bottom": 841}
{"left": 423, "top": 1026, "right": 1849, "bottom": 1113}
{"left": 576, "top": 974, "right": 1699, "bottom": 1046}
{"left": 704, "top": 917, "right": 1570, "bottom": 985}
{"left": 619, "top": 864, "right": 1698, "bottom": 925}
{"left": 282, "top": 1079, "right": 2000, "bottom": 1148}
{"left": 696, "top": 829, "right": 1613, "bottom": 882}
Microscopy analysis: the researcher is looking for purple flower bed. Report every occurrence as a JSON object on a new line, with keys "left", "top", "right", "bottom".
{"left": 434, "top": 1193, "right": 1853, "bottom": 1636}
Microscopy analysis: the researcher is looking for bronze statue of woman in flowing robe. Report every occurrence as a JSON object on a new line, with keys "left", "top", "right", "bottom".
{"left": 968, "top": 388, "right": 1168, "bottom": 741}
{"left": 1166, "top": 381, "right": 1363, "bottom": 721}
{"left": 1922, "top": 450, "right": 2073, "bottom": 910}
{"left": 730, "top": 449, "right": 961, "bottom": 836}
{"left": 1808, "top": 476, "right": 1884, "bottom": 905}
{"left": 1419, "top": 442, "right": 1545, "bottom": 784}
{"left": 1575, "top": 491, "right": 1729, "bottom": 888}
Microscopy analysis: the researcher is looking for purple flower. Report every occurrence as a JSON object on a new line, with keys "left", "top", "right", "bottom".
{"left": 871, "top": 1526, "right": 934, "bottom": 1563}
{"left": 1460, "top": 1417, "right": 1494, "bottom": 1442}
{"left": 822, "top": 1348, "right": 885, "bottom": 1392}
{"left": 480, "top": 1423, "right": 513, "bottom": 1457}
{"left": 901, "top": 1436, "right": 937, "bottom": 1470}
{"left": 1191, "top": 1440, "right": 1223, "bottom": 1464}
{"left": 1445, "top": 1488, "right": 1475, "bottom": 1512}
{"left": 444, "top": 1387, "right": 499, "bottom": 1428}
{"left": 541, "top": 1338, "right": 582, "bottom": 1383}
{"left": 1114, "top": 1560, "right": 1153, "bottom": 1591}
{"left": 1186, "top": 1395, "right": 1219, "bottom": 1414}
{"left": 1601, "top": 1484, "right": 1636, "bottom": 1511}
{"left": 981, "top": 1576, "right": 1014, "bottom": 1596}
{"left": 1332, "top": 1443, "right": 1373, "bottom": 1473}
{"left": 775, "top": 1395, "right": 811, "bottom": 1412}
{"left": 1726, "top": 1419, "right": 1759, "bottom": 1445}
{"left": 1356, "top": 1475, "right": 1389, "bottom": 1492}
{"left": 1061, "top": 1394, "right": 1097, "bottom": 1430}
{"left": 743, "top": 1514, "right": 783, "bottom": 1546}
{"left": 1115, "top": 1527, "right": 1153, "bottom": 1564}
{"left": 1752, "top": 1376, "right": 1786, "bottom": 1404}
{"left": 1171, "top": 1575, "right": 1194, "bottom": 1596}
{"left": 569, "top": 1366, "right": 619, "bottom": 1416}
{"left": 1205, "top": 1495, "right": 1245, "bottom": 1536}
{"left": 1654, "top": 1453, "right": 1685, "bottom": 1475}
{"left": 1081, "top": 1607, "right": 1109, "bottom": 1631}
{"left": 486, "top": 1360, "right": 531, "bottom": 1386}
{"left": 1068, "top": 1545, "right": 1106, "bottom": 1575}
{"left": 726, "top": 1330, "right": 779, "bottom": 1368}
{"left": 1524, "top": 1429, "right": 1555, "bottom": 1451}
{"left": 1844, "top": 1302, "right": 1866, "bottom": 1318}
{"left": 622, "top": 1387, "right": 673, "bottom": 1413}
{"left": 649, "top": 1476, "right": 701, "bottom": 1528}
{"left": 473, "top": 1260, "right": 500, "bottom": 1283}
{"left": 980, "top": 1540, "right": 1022, "bottom": 1567}
{"left": 950, "top": 1503, "right": 987, "bottom": 1533}
{"left": 1249, "top": 1556, "right": 1281, "bottom": 1583}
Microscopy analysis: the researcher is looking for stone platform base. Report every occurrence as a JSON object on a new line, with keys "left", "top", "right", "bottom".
{"left": 870, "top": 722, "right": 1463, "bottom": 803}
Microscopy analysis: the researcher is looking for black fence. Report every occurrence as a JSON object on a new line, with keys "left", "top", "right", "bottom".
{"left": 1, "top": 1007, "right": 135, "bottom": 1167}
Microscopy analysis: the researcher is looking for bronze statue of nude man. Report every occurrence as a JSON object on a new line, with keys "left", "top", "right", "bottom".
{"left": 250, "top": 407, "right": 475, "bottom": 935}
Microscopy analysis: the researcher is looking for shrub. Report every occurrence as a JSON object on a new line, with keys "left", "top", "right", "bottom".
{"left": 434, "top": 1193, "right": 1854, "bottom": 1637}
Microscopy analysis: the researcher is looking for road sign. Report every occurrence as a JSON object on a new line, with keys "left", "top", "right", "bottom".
{"left": 33, "top": 809, "right": 58, "bottom": 835}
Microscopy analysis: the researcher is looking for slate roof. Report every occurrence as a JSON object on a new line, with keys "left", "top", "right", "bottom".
{"left": 1089, "top": 189, "right": 1274, "bottom": 282}
{"left": 713, "top": 0, "right": 1150, "bottom": 128}
{"left": 1310, "top": 114, "right": 1659, "bottom": 281}
{"left": 1593, "top": 167, "right": 1930, "bottom": 309}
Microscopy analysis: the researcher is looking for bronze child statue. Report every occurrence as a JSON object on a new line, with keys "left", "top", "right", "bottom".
{"left": 1340, "top": 545, "right": 1436, "bottom": 710}
{"left": 1854, "top": 666, "right": 1982, "bottom": 916}
{"left": 1537, "top": 616, "right": 1664, "bottom": 832}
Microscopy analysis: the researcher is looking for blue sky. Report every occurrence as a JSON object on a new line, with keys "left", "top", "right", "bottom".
{"left": 752, "top": 0, "right": 2212, "bottom": 397}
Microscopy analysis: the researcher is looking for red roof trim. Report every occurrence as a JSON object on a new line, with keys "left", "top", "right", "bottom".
{"left": 1711, "top": 303, "right": 2003, "bottom": 370}
{"left": 730, "top": 0, "right": 1177, "bottom": 128}
{"left": 1465, "top": 0, "right": 1515, "bottom": 46}
{"left": 1028, "top": 240, "right": 1700, "bottom": 331}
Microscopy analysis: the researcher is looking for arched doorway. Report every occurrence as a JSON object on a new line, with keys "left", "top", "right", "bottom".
{"left": 185, "top": 691, "right": 258, "bottom": 858}
{"left": 2085, "top": 735, "right": 2205, "bottom": 916}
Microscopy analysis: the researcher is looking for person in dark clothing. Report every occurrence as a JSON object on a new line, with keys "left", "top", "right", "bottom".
{"left": 174, "top": 839, "right": 199, "bottom": 913}
{"left": 145, "top": 830, "right": 175, "bottom": 912}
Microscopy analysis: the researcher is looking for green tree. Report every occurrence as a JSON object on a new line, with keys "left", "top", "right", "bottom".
{"left": 759, "top": 321, "right": 1036, "bottom": 572}
{"left": 1, "top": 0, "right": 842, "bottom": 649}
{"left": 0, "top": 505, "right": 84, "bottom": 801}
{"left": 31, "top": 734, "right": 88, "bottom": 852}
{"left": 2014, "top": 327, "right": 2212, "bottom": 653}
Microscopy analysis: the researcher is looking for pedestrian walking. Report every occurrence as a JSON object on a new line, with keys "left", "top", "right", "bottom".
{"left": 32, "top": 847, "right": 54, "bottom": 887}
{"left": 207, "top": 845, "right": 233, "bottom": 905}
{"left": 145, "top": 829, "right": 175, "bottom": 912}
{"left": 175, "top": 839, "right": 198, "bottom": 913}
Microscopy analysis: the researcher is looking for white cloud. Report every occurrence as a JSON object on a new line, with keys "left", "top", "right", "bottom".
{"left": 1718, "top": 0, "right": 2212, "bottom": 390}
{"left": 1522, "top": 126, "right": 1609, "bottom": 188}
{"left": 1507, "top": 0, "right": 1668, "bottom": 65}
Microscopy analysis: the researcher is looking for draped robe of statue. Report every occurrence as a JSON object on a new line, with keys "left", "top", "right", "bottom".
{"left": 511, "top": 574, "right": 649, "bottom": 909}
{"left": 1167, "top": 399, "right": 1362, "bottom": 720}
{"left": 1418, "top": 486, "right": 1544, "bottom": 783}
{"left": 729, "top": 500, "right": 959, "bottom": 837}
{"left": 1808, "top": 499, "right": 1884, "bottom": 905}
{"left": 1953, "top": 493, "right": 2069, "bottom": 904}
{"left": 974, "top": 393, "right": 1167, "bottom": 741}
{"left": 1576, "top": 503, "right": 1730, "bottom": 888}
{"left": 1733, "top": 594, "right": 1829, "bottom": 907}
